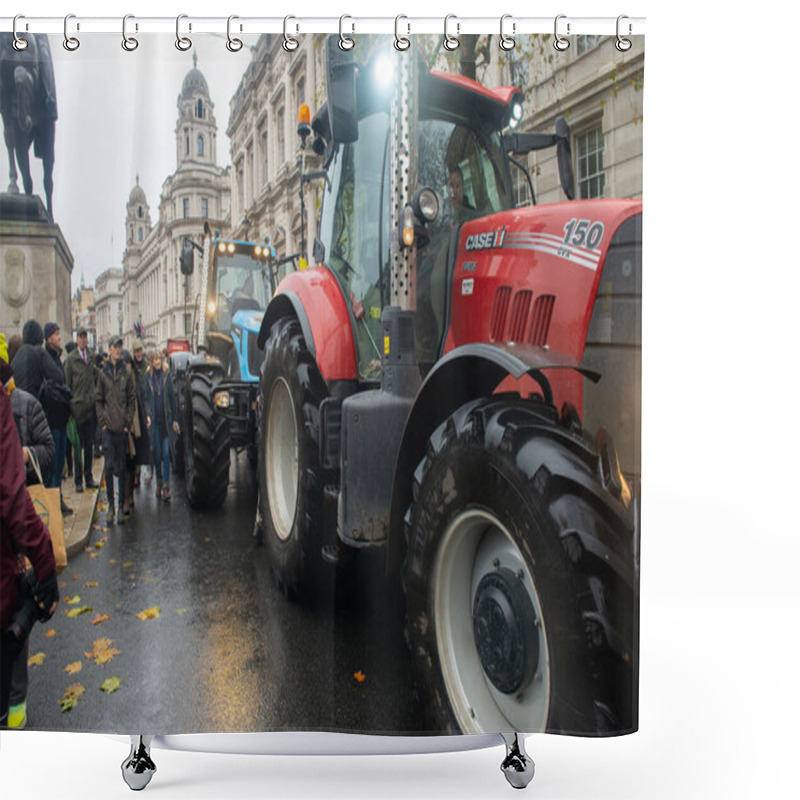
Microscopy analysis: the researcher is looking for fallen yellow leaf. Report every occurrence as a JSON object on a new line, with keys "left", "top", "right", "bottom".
{"left": 64, "top": 661, "right": 83, "bottom": 675}
{"left": 90, "top": 613, "right": 111, "bottom": 626}
{"left": 354, "top": 671, "right": 366, "bottom": 683}
{"left": 28, "top": 652, "right": 46, "bottom": 666}
{"left": 84, "top": 637, "right": 121, "bottom": 665}
{"left": 95, "top": 540, "right": 108, "bottom": 549}
{"left": 136, "top": 606, "right": 161, "bottom": 621}
{"left": 85, "top": 581, "right": 99, "bottom": 588}
{"left": 122, "top": 562, "right": 133, "bottom": 567}
{"left": 175, "top": 608, "right": 189, "bottom": 615}
{"left": 100, "top": 677, "right": 121, "bottom": 694}
{"left": 67, "top": 606, "right": 93, "bottom": 618}
{"left": 88, "top": 552, "right": 100, "bottom": 559}
{"left": 43, "top": 629, "right": 56, "bottom": 638}
{"left": 109, "top": 559, "right": 117, "bottom": 564}
{"left": 65, "top": 595, "right": 81, "bottom": 605}
{"left": 58, "top": 683, "right": 85, "bottom": 712}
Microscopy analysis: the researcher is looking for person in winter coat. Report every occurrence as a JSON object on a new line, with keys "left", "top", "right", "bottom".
{"left": 145, "top": 349, "right": 180, "bottom": 502}
{"left": 0, "top": 389, "right": 59, "bottom": 725}
{"left": 131, "top": 338, "right": 149, "bottom": 487}
{"left": 64, "top": 328, "right": 99, "bottom": 492}
{"left": 121, "top": 348, "right": 151, "bottom": 516}
{"left": 1, "top": 334, "right": 55, "bottom": 729}
{"left": 95, "top": 336, "right": 135, "bottom": 524}
{"left": 40, "top": 322, "right": 72, "bottom": 513}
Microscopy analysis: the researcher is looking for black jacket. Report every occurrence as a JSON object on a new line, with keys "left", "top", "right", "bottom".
{"left": 95, "top": 359, "right": 135, "bottom": 434}
{"left": 10, "top": 386, "right": 55, "bottom": 485}
{"left": 10, "top": 320, "right": 59, "bottom": 398}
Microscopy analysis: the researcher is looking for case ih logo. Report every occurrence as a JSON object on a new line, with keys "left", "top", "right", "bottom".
{"left": 465, "top": 228, "right": 506, "bottom": 251}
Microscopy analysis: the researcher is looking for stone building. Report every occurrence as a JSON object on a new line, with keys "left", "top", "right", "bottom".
{"left": 120, "top": 53, "right": 231, "bottom": 351}
{"left": 94, "top": 267, "right": 123, "bottom": 350}
{"left": 71, "top": 278, "right": 95, "bottom": 344}
{"left": 226, "top": 34, "right": 324, "bottom": 255}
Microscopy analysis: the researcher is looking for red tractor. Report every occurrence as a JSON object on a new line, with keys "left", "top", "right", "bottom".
{"left": 251, "top": 38, "right": 640, "bottom": 739}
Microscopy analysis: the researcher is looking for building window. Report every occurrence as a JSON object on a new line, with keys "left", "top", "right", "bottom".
{"left": 138, "top": 227, "right": 143, "bottom": 242}
{"left": 576, "top": 126, "right": 605, "bottom": 199}
{"left": 576, "top": 35, "right": 601, "bottom": 55}
{"left": 198, "top": 135, "right": 204, "bottom": 157}
{"left": 295, "top": 77, "right": 306, "bottom": 108}
{"left": 137, "top": 204, "right": 142, "bottom": 218}
{"left": 185, "top": 135, "right": 190, "bottom": 156}
{"left": 260, "top": 129, "right": 268, "bottom": 186}
{"left": 236, "top": 163, "right": 244, "bottom": 213}
{"left": 183, "top": 197, "right": 190, "bottom": 218}
{"left": 201, "top": 197, "right": 208, "bottom": 218}
{"left": 512, "top": 167, "right": 532, "bottom": 208}
{"left": 197, "top": 98, "right": 204, "bottom": 118}
{"left": 277, "top": 107, "right": 285, "bottom": 165}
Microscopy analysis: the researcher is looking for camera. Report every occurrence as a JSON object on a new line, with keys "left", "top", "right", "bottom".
{"left": 4, "top": 564, "right": 47, "bottom": 645}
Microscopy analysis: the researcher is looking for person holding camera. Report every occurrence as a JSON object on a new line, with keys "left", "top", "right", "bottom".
{"left": 1, "top": 389, "right": 60, "bottom": 725}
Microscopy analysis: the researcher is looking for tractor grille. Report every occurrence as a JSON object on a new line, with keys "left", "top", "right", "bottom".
{"left": 528, "top": 294, "right": 555, "bottom": 346}
{"left": 490, "top": 286, "right": 512, "bottom": 341}
{"left": 247, "top": 331, "right": 264, "bottom": 378}
{"left": 507, "top": 290, "right": 533, "bottom": 343}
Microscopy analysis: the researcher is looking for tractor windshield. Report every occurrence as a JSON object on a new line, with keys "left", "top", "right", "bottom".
{"left": 318, "top": 110, "right": 513, "bottom": 379}
{"left": 211, "top": 246, "right": 271, "bottom": 333}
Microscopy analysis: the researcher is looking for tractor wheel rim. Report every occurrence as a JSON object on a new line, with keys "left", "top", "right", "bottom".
{"left": 266, "top": 377, "right": 298, "bottom": 541}
{"left": 433, "top": 509, "right": 550, "bottom": 733}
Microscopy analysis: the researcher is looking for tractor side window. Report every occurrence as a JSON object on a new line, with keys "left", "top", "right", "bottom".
{"left": 318, "top": 112, "right": 389, "bottom": 381}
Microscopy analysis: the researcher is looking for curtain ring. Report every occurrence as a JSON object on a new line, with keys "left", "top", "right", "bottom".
{"left": 12, "top": 15, "right": 28, "bottom": 51}
{"left": 339, "top": 15, "right": 355, "bottom": 51}
{"left": 176, "top": 14, "right": 192, "bottom": 51}
{"left": 283, "top": 15, "right": 299, "bottom": 52}
{"left": 615, "top": 15, "right": 632, "bottom": 52}
{"left": 122, "top": 14, "right": 139, "bottom": 51}
{"left": 443, "top": 14, "right": 460, "bottom": 51}
{"left": 394, "top": 15, "right": 410, "bottom": 51}
{"left": 226, "top": 15, "right": 243, "bottom": 52}
{"left": 63, "top": 14, "right": 80, "bottom": 51}
{"left": 553, "top": 14, "right": 570, "bottom": 51}
{"left": 499, "top": 14, "right": 515, "bottom": 51}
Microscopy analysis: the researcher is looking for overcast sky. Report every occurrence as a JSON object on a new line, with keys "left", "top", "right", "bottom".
{"left": 1, "top": 34, "right": 252, "bottom": 289}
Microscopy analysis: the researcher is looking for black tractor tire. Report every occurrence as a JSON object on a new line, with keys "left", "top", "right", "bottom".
{"left": 183, "top": 370, "right": 231, "bottom": 509}
{"left": 258, "top": 316, "right": 327, "bottom": 599}
{"left": 171, "top": 372, "right": 186, "bottom": 476}
{"left": 404, "top": 396, "right": 637, "bottom": 736}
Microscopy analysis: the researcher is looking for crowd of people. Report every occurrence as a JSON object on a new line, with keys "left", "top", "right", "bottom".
{"left": 1, "top": 320, "right": 180, "bottom": 729}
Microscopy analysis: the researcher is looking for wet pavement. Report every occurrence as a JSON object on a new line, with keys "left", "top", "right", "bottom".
{"left": 22, "top": 452, "right": 424, "bottom": 735}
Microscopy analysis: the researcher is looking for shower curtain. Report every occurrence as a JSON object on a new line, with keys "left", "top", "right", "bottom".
{"left": 0, "top": 22, "right": 642, "bottom": 740}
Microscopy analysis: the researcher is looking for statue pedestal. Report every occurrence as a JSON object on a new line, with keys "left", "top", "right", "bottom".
{"left": 0, "top": 193, "right": 73, "bottom": 341}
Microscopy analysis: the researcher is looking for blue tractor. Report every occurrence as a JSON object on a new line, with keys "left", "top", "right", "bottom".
{"left": 171, "top": 224, "right": 293, "bottom": 509}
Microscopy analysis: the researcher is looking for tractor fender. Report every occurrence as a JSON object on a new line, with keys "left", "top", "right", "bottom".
{"left": 184, "top": 351, "right": 226, "bottom": 380}
{"left": 386, "top": 342, "right": 604, "bottom": 572}
{"left": 257, "top": 268, "right": 358, "bottom": 382}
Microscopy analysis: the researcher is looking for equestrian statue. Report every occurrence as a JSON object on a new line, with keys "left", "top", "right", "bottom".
{"left": 0, "top": 33, "right": 57, "bottom": 220}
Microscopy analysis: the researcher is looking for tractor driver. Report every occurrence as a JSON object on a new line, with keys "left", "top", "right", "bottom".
{"left": 232, "top": 273, "right": 254, "bottom": 300}
{"left": 448, "top": 165, "right": 474, "bottom": 213}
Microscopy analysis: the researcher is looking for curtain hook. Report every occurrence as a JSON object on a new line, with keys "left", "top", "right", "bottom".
{"left": 63, "top": 13, "right": 80, "bottom": 51}
{"left": 499, "top": 14, "right": 515, "bottom": 51}
{"left": 226, "top": 15, "right": 243, "bottom": 52}
{"left": 13, "top": 14, "right": 28, "bottom": 51}
{"left": 176, "top": 14, "right": 192, "bottom": 51}
{"left": 283, "top": 15, "right": 299, "bottom": 52}
{"left": 443, "top": 14, "right": 460, "bottom": 51}
{"left": 554, "top": 14, "right": 570, "bottom": 51}
{"left": 122, "top": 14, "right": 139, "bottom": 52}
{"left": 339, "top": 15, "right": 355, "bottom": 51}
{"left": 394, "top": 15, "right": 410, "bottom": 51}
{"left": 616, "top": 15, "right": 632, "bottom": 51}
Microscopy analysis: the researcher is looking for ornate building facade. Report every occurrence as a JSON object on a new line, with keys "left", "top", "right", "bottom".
{"left": 94, "top": 267, "right": 123, "bottom": 350}
{"left": 120, "top": 53, "right": 231, "bottom": 351}
{"left": 226, "top": 35, "right": 324, "bottom": 256}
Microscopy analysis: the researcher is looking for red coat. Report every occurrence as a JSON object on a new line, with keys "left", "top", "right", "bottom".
{"left": 0, "top": 390, "right": 55, "bottom": 628}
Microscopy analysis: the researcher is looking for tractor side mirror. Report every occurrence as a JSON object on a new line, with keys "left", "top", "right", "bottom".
{"left": 180, "top": 240, "right": 194, "bottom": 275}
{"left": 325, "top": 35, "right": 358, "bottom": 144}
{"left": 555, "top": 117, "right": 576, "bottom": 201}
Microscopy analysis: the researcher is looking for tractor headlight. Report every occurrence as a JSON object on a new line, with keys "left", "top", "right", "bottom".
{"left": 254, "top": 245, "right": 262, "bottom": 257}
{"left": 208, "top": 299, "right": 216, "bottom": 315}
{"left": 214, "top": 390, "right": 230, "bottom": 409}
{"left": 218, "top": 242, "right": 226, "bottom": 254}
{"left": 227, "top": 243, "right": 236, "bottom": 254}
{"left": 417, "top": 189, "right": 439, "bottom": 222}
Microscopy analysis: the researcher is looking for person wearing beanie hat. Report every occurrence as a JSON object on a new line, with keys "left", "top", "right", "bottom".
{"left": 10, "top": 320, "right": 52, "bottom": 397}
